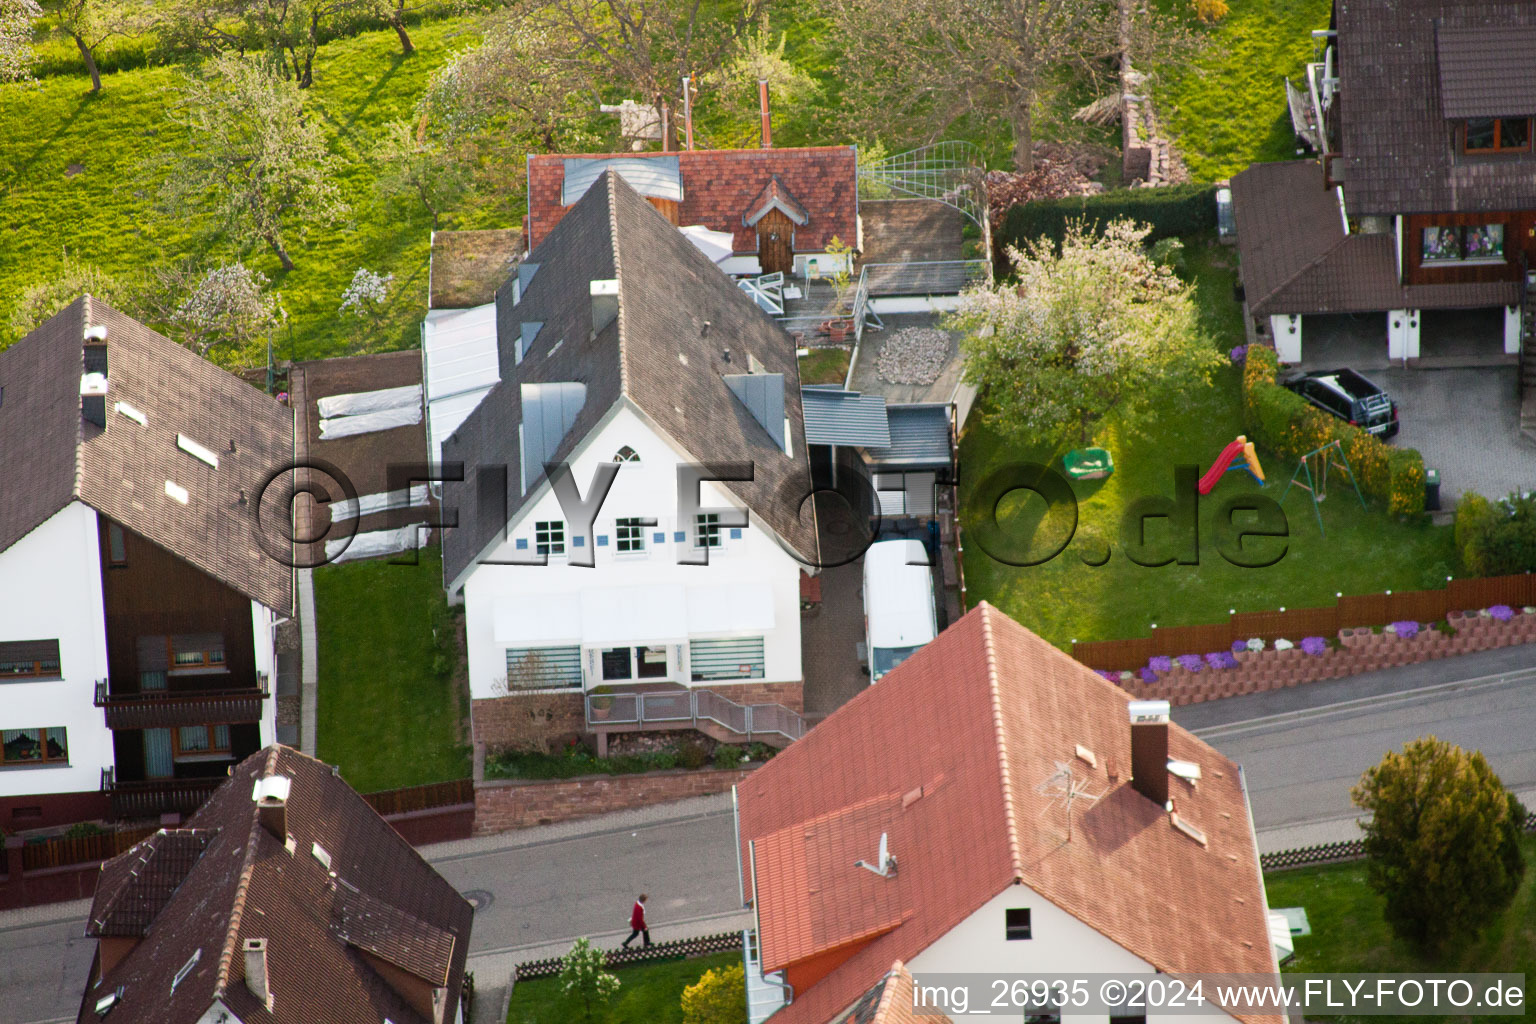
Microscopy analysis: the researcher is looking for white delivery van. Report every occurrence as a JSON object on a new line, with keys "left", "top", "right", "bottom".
{"left": 862, "top": 538, "right": 938, "bottom": 682}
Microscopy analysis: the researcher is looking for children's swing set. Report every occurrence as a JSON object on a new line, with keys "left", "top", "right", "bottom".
{"left": 1280, "top": 439, "right": 1365, "bottom": 535}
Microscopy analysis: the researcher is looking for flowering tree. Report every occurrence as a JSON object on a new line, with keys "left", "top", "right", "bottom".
{"left": 559, "top": 937, "right": 620, "bottom": 1024}
{"left": 170, "top": 262, "right": 283, "bottom": 359}
{"left": 161, "top": 54, "right": 345, "bottom": 270}
{"left": 949, "top": 219, "right": 1222, "bottom": 450}
{"left": 40, "top": 0, "right": 147, "bottom": 92}
{"left": 339, "top": 267, "right": 393, "bottom": 323}
{"left": 376, "top": 119, "right": 467, "bottom": 231}
{"left": 0, "top": 0, "right": 39, "bottom": 83}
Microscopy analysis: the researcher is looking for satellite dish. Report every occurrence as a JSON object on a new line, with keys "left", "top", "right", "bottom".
{"left": 855, "top": 832, "right": 897, "bottom": 877}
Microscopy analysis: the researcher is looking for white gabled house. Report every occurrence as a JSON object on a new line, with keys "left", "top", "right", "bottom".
{"left": 0, "top": 298, "right": 292, "bottom": 830}
{"left": 432, "top": 172, "right": 820, "bottom": 748}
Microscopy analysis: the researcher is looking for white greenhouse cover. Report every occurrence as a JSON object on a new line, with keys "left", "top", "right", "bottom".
{"left": 318, "top": 403, "right": 422, "bottom": 439}
{"left": 325, "top": 523, "right": 430, "bottom": 564}
{"left": 423, "top": 304, "right": 500, "bottom": 469}
{"left": 327, "top": 484, "right": 430, "bottom": 523}
{"left": 316, "top": 383, "right": 421, "bottom": 419}
{"left": 685, "top": 583, "right": 775, "bottom": 635}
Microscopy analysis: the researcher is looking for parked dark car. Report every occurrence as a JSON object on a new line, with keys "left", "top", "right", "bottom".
{"left": 1283, "top": 368, "right": 1399, "bottom": 438}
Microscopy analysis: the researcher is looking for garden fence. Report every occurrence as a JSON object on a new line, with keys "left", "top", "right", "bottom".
{"left": 361, "top": 777, "right": 475, "bottom": 816}
{"left": 16, "top": 826, "right": 158, "bottom": 874}
{"left": 512, "top": 931, "right": 743, "bottom": 981}
{"left": 1262, "top": 811, "right": 1536, "bottom": 873}
{"left": 1074, "top": 574, "right": 1536, "bottom": 671}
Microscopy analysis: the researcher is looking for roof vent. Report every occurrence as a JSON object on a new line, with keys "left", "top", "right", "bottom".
{"left": 1074, "top": 743, "right": 1097, "bottom": 769}
{"left": 81, "top": 373, "right": 108, "bottom": 428}
{"left": 252, "top": 775, "right": 291, "bottom": 840}
{"left": 171, "top": 948, "right": 201, "bottom": 993}
{"left": 854, "top": 832, "right": 897, "bottom": 878}
{"left": 1168, "top": 759, "right": 1202, "bottom": 783}
{"left": 590, "top": 279, "right": 619, "bottom": 338}
{"left": 311, "top": 841, "right": 332, "bottom": 870}
{"left": 84, "top": 324, "right": 108, "bottom": 343}
{"left": 243, "top": 938, "right": 272, "bottom": 1009}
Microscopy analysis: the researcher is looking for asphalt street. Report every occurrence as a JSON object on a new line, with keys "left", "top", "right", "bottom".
{"left": 5, "top": 646, "right": 1535, "bottom": 1023}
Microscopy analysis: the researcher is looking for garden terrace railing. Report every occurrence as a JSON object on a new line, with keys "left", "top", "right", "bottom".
{"left": 513, "top": 931, "right": 743, "bottom": 980}
{"left": 858, "top": 140, "right": 991, "bottom": 237}
{"left": 585, "top": 689, "right": 806, "bottom": 742}
{"left": 1073, "top": 572, "right": 1536, "bottom": 671}
{"left": 850, "top": 259, "right": 991, "bottom": 346}
{"left": 362, "top": 778, "right": 475, "bottom": 817}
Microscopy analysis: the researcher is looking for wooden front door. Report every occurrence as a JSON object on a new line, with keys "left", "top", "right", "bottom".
{"left": 756, "top": 208, "right": 795, "bottom": 275}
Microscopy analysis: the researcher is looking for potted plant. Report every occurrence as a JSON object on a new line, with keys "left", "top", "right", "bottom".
{"left": 588, "top": 695, "right": 613, "bottom": 722}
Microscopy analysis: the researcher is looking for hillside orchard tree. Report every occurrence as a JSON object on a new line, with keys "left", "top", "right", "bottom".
{"left": 162, "top": 54, "right": 345, "bottom": 270}
{"left": 42, "top": 0, "right": 148, "bottom": 92}
{"left": 948, "top": 219, "right": 1221, "bottom": 450}
{"left": 169, "top": 262, "right": 284, "bottom": 359}
{"left": 376, "top": 118, "right": 468, "bottom": 230}
{"left": 0, "top": 0, "right": 39, "bottom": 83}
{"left": 1352, "top": 736, "right": 1527, "bottom": 951}
{"left": 559, "top": 937, "right": 620, "bottom": 1024}
{"left": 6, "top": 256, "right": 133, "bottom": 344}
{"left": 159, "top": 0, "right": 375, "bottom": 87}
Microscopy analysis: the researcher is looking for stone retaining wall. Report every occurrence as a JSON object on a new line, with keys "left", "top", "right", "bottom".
{"left": 1123, "top": 611, "right": 1536, "bottom": 705}
{"left": 474, "top": 767, "right": 753, "bottom": 834}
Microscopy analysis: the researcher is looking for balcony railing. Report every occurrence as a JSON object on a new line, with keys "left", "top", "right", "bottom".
{"left": 94, "top": 676, "right": 268, "bottom": 730}
{"left": 585, "top": 689, "right": 806, "bottom": 742}
{"left": 100, "top": 768, "right": 224, "bottom": 821}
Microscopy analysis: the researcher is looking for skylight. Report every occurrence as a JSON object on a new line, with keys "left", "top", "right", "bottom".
{"left": 171, "top": 949, "right": 201, "bottom": 992}
{"left": 164, "top": 481, "right": 189, "bottom": 505}
{"left": 177, "top": 434, "right": 219, "bottom": 468}
{"left": 312, "top": 841, "right": 332, "bottom": 870}
{"left": 114, "top": 402, "right": 146, "bottom": 426}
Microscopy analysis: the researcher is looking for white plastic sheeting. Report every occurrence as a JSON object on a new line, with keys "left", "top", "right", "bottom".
{"left": 327, "top": 484, "right": 430, "bottom": 523}
{"left": 325, "top": 523, "right": 431, "bottom": 564}
{"left": 680, "top": 224, "right": 735, "bottom": 263}
{"left": 318, "top": 403, "right": 422, "bottom": 439}
{"left": 316, "top": 384, "right": 421, "bottom": 419}
{"left": 422, "top": 304, "right": 500, "bottom": 470}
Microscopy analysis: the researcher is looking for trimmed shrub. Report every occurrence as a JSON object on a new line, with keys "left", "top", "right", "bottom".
{"left": 677, "top": 737, "right": 710, "bottom": 770}
{"left": 712, "top": 745, "right": 746, "bottom": 770}
{"left": 1241, "top": 345, "right": 1425, "bottom": 516}
{"left": 1456, "top": 492, "right": 1536, "bottom": 576}
{"left": 681, "top": 962, "right": 747, "bottom": 1024}
{"left": 998, "top": 183, "right": 1219, "bottom": 253}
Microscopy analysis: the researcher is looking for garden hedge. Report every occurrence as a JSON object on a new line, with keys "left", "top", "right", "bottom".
{"left": 1454, "top": 490, "right": 1536, "bottom": 576}
{"left": 1241, "top": 345, "right": 1426, "bottom": 516}
{"left": 998, "top": 183, "right": 1219, "bottom": 251}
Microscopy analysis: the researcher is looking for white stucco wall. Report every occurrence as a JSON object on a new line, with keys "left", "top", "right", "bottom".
{"left": 251, "top": 601, "right": 279, "bottom": 746}
{"left": 1387, "top": 309, "right": 1419, "bottom": 361}
{"left": 1269, "top": 315, "right": 1302, "bottom": 364}
{"left": 461, "top": 401, "right": 806, "bottom": 698}
{"left": 908, "top": 884, "right": 1246, "bottom": 1024}
{"left": 1505, "top": 304, "right": 1522, "bottom": 354}
{"left": 0, "top": 502, "right": 113, "bottom": 797}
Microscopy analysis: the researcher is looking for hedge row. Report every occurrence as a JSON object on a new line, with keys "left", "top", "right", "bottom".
{"left": 997, "top": 183, "right": 1218, "bottom": 251}
{"left": 1242, "top": 345, "right": 1426, "bottom": 516}
{"left": 1454, "top": 491, "right": 1536, "bottom": 576}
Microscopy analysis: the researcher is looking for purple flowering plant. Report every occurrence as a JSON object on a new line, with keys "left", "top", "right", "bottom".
{"left": 1149, "top": 656, "right": 1173, "bottom": 673}
{"left": 1300, "top": 636, "right": 1328, "bottom": 656}
{"left": 1207, "top": 651, "right": 1239, "bottom": 669}
{"left": 1489, "top": 605, "right": 1514, "bottom": 622}
{"left": 1177, "top": 654, "right": 1204, "bottom": 673}
{"left": 1390, "top": 620, "right": 1419, "bottom": 639}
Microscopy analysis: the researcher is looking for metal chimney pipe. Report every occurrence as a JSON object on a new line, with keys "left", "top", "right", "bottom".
{"left": 683, "top": 74, "right": 695, "bottom": 150}
{"left": 758, "top": 79, "right": 772, "bottom": 148}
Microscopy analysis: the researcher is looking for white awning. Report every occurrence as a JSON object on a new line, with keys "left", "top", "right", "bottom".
{"left": 494, "top": 593, "right": 582, "bottom": 645}
{"left": 580, "top": 585, "right": 688, "bottom": 646}
{"left": 686, "top": 584, "right": 776, "bottom": 635}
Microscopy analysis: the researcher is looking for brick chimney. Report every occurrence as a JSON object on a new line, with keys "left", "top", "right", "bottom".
{"left": 252, "top": 775, "right": 291, "bottom": 841}
{"left": 1128, "top": 700, "right": 1170, "bottom": 807}
{"left": 758, "top": 79, "right": 772, "bottom": 148}
{"left": 243, "top": 938, "right": 272, "bottom": 1008}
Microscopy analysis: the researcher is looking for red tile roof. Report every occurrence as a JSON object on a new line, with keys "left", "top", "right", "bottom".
{"left": 526, "top": 147, "right": 857, "bottom": 253}
{"left": 737, "top": 603, "right": 1279, "bottom": 1024}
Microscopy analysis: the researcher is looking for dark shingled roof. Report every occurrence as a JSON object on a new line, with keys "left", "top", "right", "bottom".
{"left": 88, "top": 830, "right": 220, "bottom": 938}
{"left": 1232, "top": 160, "right": 1519, "bottom": 314}
{"left": 77, "top": 746, "right": 472, "bottom": 1024}
{"left": 1337, "top": 0, "right": 1536, "bottom": 214}
{"left": 0, "top": 297, "right": 294, "bottom": 614}
{"left": 440, "top": 171, "right": 819, "bottom": 589}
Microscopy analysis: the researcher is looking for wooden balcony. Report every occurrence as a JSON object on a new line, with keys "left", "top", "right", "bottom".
{"left": 93, "top": 677, "right": 268, "bottom": 731}
{"left": 100, "top": 769, "right": 224, "bottom": 821}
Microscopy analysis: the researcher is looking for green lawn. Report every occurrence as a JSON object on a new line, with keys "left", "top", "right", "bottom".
{"left": 1152, "top": 0, "right": 1332, "bottom": 182}
{"left": 313, "top": 545, "right": 470, "bottom": 793}
{"left": 1265, "top": 838, "right": 1536, "bottom": 1024}
{"left": 798, "top": 347, "right": 851, "bottom": 386}
{"left": 0, "top": 17, "right": 495, "bottom": 360}
{"left": 506, "top": 952, "right": 741, "bottom": 1024}
{"left": 958, "top": 238, "right": 1455, "bottom": 648}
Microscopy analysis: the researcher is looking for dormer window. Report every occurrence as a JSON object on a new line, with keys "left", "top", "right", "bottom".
{"left": 1422, "top": 223, "right": 1505, "bottom": 264}
{"left": 1463, "top": 117, "right": 1530, "bottom": 153}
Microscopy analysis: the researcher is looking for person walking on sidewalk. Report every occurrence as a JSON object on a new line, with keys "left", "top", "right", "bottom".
{"left": 621, "top": 893, "right": 651, "bottom": 948}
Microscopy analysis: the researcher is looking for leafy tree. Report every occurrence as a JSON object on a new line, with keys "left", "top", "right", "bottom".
{"left": 1352, "top": 736, "right": 1527, "bottom": 952}
{"left": 169, "top": 261, "right": 284, "bottom": 359}
{"left": 376, "top": 118, "right": 468, "bottom": 230}
{"left": 357, "top": 0, "right": 456, "bottom": 55}
{"left": 159, "top": 0, "right": 363, "bottom": 87}
{"left": 0, "top": 0, "right": 40, "bottom": 83}
{"left": 948, "top": 219, "right": 1221, "bottom": 449}
{"left": 161, "top": 54, "right": 346, "bottom": 270}
{"left": 828, "top": 0, "right": 1186, "bottom": 171}
{"left": 41, "top": 0, "right": 148, "bottom": 93}
{"left": 559, "top": 937, "right": 620, "bottom": 1024}
{"left": 681, "top": 961, "right": 746, "bottom": 1024}
{"left": 6, "top": 255, "right": 134, "bottom": 345}
{"left": 697, "top": 21, "right": 820, "bottom": 148}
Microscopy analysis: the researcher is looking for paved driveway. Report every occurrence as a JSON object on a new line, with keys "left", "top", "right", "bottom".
{"left": 1381, "top": 365, "right": 1535, "bottom": 502}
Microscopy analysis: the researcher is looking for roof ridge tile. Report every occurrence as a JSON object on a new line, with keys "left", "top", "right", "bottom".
{"left": 214, "top": 745, "right": 282, "bottom": 998}
{"left": 607, "top": 171, "right": 629, "bottom": 396}
{"left": 978, "top": 603, "right": 1026, "bottom": 881}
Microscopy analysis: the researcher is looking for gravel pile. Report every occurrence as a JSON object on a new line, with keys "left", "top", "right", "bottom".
{"left": 876, "top": 327, "right": 951, "bottom": 385}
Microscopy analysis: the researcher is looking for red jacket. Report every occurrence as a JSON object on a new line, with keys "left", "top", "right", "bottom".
{"left": 630, "top": 901, "right": 647, "bottom": 930}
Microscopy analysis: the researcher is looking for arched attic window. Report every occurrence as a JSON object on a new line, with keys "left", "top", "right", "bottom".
{"left": 613, "top": 445, "right": 641, "bottom": 463}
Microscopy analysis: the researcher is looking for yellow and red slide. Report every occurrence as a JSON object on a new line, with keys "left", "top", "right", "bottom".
{"left": 1198, "top": 435, "right": 1265, "bottom": 495}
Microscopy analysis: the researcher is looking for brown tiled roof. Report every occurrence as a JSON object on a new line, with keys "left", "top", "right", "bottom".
{"left": 0, "top": 298, "right": 294, "bottom": 613}
{"left": 440, "top": 171, "right": 819, "bottom": 588}
{"left": 736, "top": 603, "right": 1279, "bottom": 1024}
{"left": 744, "top": 175, "right": 811, "bottom": 227}
{"left": 88, "top": 830, "right": 220, "bottom": 937}
{"left": 77, "top": 746, "right": 473, "bottom": 1024}
{"left": 526, "top": 146, "right": 857, "bottom": 252}
{"left": 1337, "top": 0, "right": 1536, "bottom": 214}
{"left": 868, "top": 963, "right": 953, "bottom": 1024}
{"left": 430, "top": 229, "right": 522, "bottom": 309}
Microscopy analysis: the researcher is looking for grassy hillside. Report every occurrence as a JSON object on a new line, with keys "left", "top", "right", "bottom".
{"left": 0, "top": 17, "right": 499, "bottom": 361}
